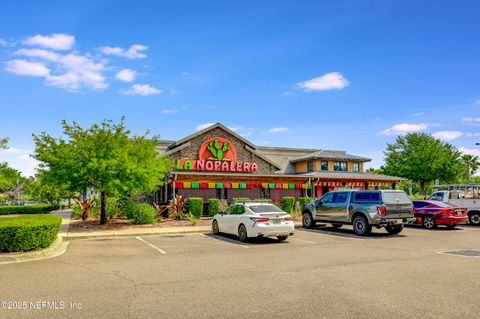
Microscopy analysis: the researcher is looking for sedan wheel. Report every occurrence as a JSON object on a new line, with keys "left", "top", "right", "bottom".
{"left": 422, "top": 216, "right": 436, "bottom": 229}
{"left": 212, "top": 220, "right": 219, "bottom": 235}
{"left": 277, "top": 235, "right": 288, "bottom": 242}
{"left": 469, "top": 212, "right": 480, "bottom": 226}
{"left": 238, "top": 224, "right": 248, "bottom": 242}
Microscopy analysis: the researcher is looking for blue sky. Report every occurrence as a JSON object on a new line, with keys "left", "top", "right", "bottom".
{"left": 1, "top": 0, "right": 480, "bottom": 176}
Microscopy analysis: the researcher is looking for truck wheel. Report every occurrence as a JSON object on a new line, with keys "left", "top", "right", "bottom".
{"left": 352, "top": 215, "right": 372, "bottom": 236}
{"left": 302, "top": 213, "right": 316, "bottom": 229}
{"left": 422, "top": 216, "right": 436, "bottom": 229}
{"left": 469, "top": 212, "right": 480, "bottom": 226}
{"left": 386, "top": 225, "right": 403, "bottom": 235}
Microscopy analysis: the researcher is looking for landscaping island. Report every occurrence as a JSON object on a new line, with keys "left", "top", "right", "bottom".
{"left": 0, "top": 214, "right": 62, "bottom": 252}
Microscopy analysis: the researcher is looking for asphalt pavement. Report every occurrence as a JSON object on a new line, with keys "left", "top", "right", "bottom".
{"left": 1, "top": 224, "right": 479, "bottom": 319}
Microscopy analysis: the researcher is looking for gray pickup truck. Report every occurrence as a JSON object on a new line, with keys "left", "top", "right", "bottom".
{"left": 302, "top": 190, "right": 416, "bottom": 236}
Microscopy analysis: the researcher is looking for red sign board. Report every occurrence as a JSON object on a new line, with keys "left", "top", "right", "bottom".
{"left": 176, "top": 137, "right": 258, "bottom": 173}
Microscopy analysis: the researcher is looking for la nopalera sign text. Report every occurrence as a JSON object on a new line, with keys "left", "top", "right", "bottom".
{"left": 175, "top": 137, "right": 258, "bottom": 173}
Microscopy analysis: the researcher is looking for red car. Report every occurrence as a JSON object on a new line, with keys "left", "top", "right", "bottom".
{"left": 412, "top": 200, "right": 468, "bottom": 229}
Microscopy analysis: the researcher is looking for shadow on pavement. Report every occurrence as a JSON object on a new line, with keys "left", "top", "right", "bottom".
{"left": 300, "top": 226, "right": 406, "bottom": 239}
{"left": 204, "top": 233, "right": 289, "bottom": 245}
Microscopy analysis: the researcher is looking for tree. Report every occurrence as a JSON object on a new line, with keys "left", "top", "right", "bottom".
{"left": 383, "top": 132, "right": 463, "bottom": 195}
{"left": 26, "top": 173, "right": 74, "bottom": 204}
{"left": 33, "top": 117, "right": 172, "bottom": 224}
{"left": 0, "top": 137, "right": 8, "bottom": 150}
{"left": 365, "top": 167, "right": 384, "bottom": 174}
{"left": 461, "top": 154, "right": 480, "bottom": 184}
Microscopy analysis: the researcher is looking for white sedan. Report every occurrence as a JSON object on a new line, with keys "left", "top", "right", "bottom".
{"left": 212, "top": 202, "right": 295, "bottom": 242}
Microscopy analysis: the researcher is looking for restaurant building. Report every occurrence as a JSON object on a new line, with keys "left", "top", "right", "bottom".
{"left": 156, "top": 123, "right": 403, "bottom": 202}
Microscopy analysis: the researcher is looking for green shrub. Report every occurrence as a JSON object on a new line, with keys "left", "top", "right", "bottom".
{"left": 0, "top": 204, "right": 60, "bottom": 215}
{"left": 232, "top": 197, "right": 250, "bottom": 203}
{"left": 281, "top": 197, "right": 295, "bottom": 214}
{"left": 409, "top": 194, "right": 426, "bottom": 200}
{"left": 125, "top": 203, "right": 157, "bottom": 224}
{"left": 0, "top": 214, "right": 62, "bottom": 252}
{"left": 208, "top": 199, "right": 221, "bottom": 217}
{"left": 207, "top": 199, "right": 228, "bottom": 217}
{"left": 187, "top": 197, "right": 204, "bottom": 218}
{"left": 90, "top": 197, "right": 126, "bottom": 219}
{"left": 298, "top": 197, "right": 315, "bottom": 211}
{"left": 188, "top": 213, "right": 199, "bottom": 225}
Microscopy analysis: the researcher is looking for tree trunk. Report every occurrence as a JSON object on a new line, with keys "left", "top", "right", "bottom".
{"left": 68, "top": 198, "right": 71, "bottom": 208}
{"left": 100, "top": 191, "right": 107, "bottom": 225}
{"left": 419, "top": 181, "right": 425, "bottom": 196}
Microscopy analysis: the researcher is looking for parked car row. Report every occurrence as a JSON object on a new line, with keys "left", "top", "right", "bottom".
{"left": 211, "top": 189, "right": 475, "bottom": 242}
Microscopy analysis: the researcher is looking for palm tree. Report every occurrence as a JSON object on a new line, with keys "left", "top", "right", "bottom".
{"left": 461, "top": 154, "right": 480, "bottom": 184}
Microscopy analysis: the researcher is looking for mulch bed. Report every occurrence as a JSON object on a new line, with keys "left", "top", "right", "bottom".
{"left": 69, "top": 217, "right": 212, "bottom": 232}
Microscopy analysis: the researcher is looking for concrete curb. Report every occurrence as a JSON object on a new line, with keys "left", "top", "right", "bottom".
{"left": 0, "top": 236, "right": 69, "bottom": 265}
{"left": 64, "top": 222, "right": 305, "bottom": 240}
{"left": 65, "top": 227, "right": 212, "bottom": 240}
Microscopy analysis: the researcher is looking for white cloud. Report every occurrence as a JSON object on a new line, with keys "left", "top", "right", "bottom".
{"left": 0, "top": 38, "right": 8, "bottom": 46}
{"left": 115, "top": 69, "right": 136, "bottom": 82}
{"left": 475, "top": 100, "right": 480, "bottom": 105}
{"left": 380, "top": 123, "right": 428, "bottom": 135}
{"left": 411, "top": 112, "right": 425, "bottom": 117}
{"left": 266, "top": 127, "right": 288, "bottom": 134}
{"left": 462, "top": 117, "right": 480, "bottom": 123}
{"left": 45, "top": 53, "right": 107, "bottom": 90}
{"left": 297, "top": 72, "right": 349, "bottom": 92}
{"left": 466, "top": 132, "right": 480, "bottom": 137}
{"left": 5, "top": 59, "right": 50, "bottom": 77}
{"left": 161, "top": 105, "right": 186, "bottom": 114}
{"left": 459, "top": 147, "right": 480, "bottom": 157}
{"left": 283, "top": 91, "right": 295, "bottom": 97}
{"left": 15, "top": 48, "right": 60, "bottom": 61}
{"left": 161, "top": 109, "right": 179, "bottom": 114}
{"left": 240, "top": 131, "right": 252, "bottom": 137}
{"left": 196, "top": 123, "right": 215, "bottom": 131}
{"left": 24, "top": 33, "right": 75, "bottom": 50}
{"left": 121, "top": 84, "right": 161, "bottom": 96}
{"left": 227, "top": 126, "right": 241, "bottom": 132}
{"left": 432, "top": 131, "right": 464, "bottom": 141}
{"left": 12, "top": 48, "right": 108, "bottom": 91}
{"left": 99, "top": 44, "right": 147, "bottom": 59}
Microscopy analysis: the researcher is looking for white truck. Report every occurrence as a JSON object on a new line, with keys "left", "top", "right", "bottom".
{"left": 428, "top": 184, "right": 480, "bottom": 225}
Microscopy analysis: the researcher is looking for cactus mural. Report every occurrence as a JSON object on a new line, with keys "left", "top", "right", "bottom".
{"left": 207, "top": 139, "right": 231, "bottom": 160}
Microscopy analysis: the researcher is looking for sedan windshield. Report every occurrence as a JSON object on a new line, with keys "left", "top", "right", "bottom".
{"left": 249, "top": 205, "right": 285, "bottom": 213}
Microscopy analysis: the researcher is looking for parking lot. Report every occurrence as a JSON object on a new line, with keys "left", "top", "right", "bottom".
{"left": 1, "top": 225, "right": 480, "bottom": 319}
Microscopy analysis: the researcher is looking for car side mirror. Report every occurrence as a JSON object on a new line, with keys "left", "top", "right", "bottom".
{"left": 220, "top": 211, "right": 225, "bottom": 215}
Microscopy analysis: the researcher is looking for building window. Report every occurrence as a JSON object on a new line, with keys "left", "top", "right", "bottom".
{"left": 334, "top": 161, "right": 347, "bottom": 172}
{"left": 321, "top": 161, "right": 328, "bottom": 171}
{"left": 353, "top": 162, "right": 360, "bottom": 172}
{"left": 307, "top": 161, "right": 314, "bottom": 172}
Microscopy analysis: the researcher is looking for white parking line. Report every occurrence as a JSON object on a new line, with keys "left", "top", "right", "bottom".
{"left": 197, "top": 233, "right": 249, "bottom": 249}
{"left": 136, "top": 236, "right": 167, "bottom": 254}
{"left": 290, "top": 237, "right": 316, "bottom": 244}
